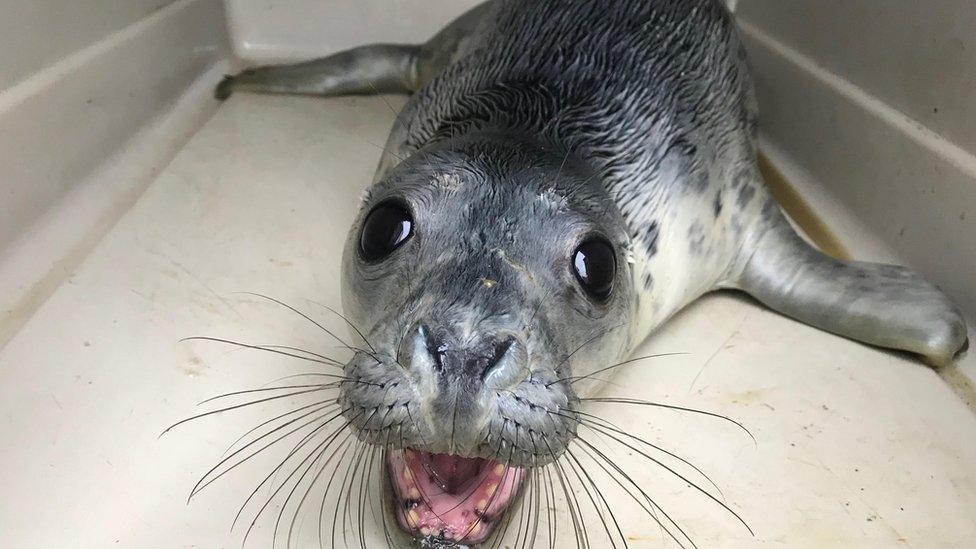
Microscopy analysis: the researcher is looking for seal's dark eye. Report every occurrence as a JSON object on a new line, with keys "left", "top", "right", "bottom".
{"left": 359, "top": 202, "right": 413, "bottom": 262}
{"left": 572, "top": 238, "right": 616, "bottom": 301}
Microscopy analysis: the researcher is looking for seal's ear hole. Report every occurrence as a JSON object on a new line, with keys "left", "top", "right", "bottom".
{"left": 359, "top": 201, "right": 414, "bottom": 262}
{"left": 572, "top": 237, "right": 616, "bottom": 302}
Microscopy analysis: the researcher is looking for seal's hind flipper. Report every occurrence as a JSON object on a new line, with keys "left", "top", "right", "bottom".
{"left": 735, "top": 206, "right": 967, "bottom": 365}
{"left": 215, "top": 44, "right": 424, "bottom": 100}
{"left": 216, "top": 2, "right": 494, "bottom": 100}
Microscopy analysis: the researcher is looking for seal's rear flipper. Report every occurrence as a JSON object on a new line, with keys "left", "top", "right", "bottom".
{"left": 215, "top": 44, "right": 424, "bottom": 100}
{"left": 735, "top": 207, "right": 968, "bottom": 366}
{"left": 216, "top": 2, "right": 493, "bottom": 100}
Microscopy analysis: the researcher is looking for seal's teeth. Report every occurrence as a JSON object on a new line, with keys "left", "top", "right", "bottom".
{"left": 389, "top": 451, "right": 527, "bottom": 544}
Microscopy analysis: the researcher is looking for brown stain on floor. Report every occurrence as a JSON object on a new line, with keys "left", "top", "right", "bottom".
{"left": 757, "top": 152, "right": 850, "bottom": 261}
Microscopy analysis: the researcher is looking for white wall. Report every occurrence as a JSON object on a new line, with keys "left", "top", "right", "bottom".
{"left": 224, "top": 0, "right": 482, "bottom": 62}
{"left": 0, "top": 0, "right": 232, "bottom": 253}
{"left": 0, "top": 0, "right": 232, "bottom": 346}
{"left": 740, "top": 1, "right": 976, "bottom": 153}
{"left": 0, "top": 0, "right": 173, "bottom": 90}
{"left": 738, "top": 0, "right": 976, "bottom": 318}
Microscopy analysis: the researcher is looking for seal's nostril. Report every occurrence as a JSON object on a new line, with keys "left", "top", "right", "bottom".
{"left": 407, "top": 324, "right": 527, "bottom": 389}
{"left": 483, "top": 337, "right": 515, "bottom": 379}
{"left": 399, "top": 323, "right": 441, "bottom": 375}
{"left": 421, "top": 326, "right": 448, "bottom": 371}
{"left": 482, "top": 336, "right": 527, "bottom": 389}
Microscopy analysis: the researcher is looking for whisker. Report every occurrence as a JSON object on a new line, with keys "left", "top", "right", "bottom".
{"left": 236, "top": 292, "right": 353, "bottom": 350}
{"left": 333, "top": 343, "right": 384, "bottom": 363}
{"left": 268, "top": 373, "right": 348, "bottom": 384}
{"left": 163, "top": 387, "right": 336, "bottom": 436}
{"left": 511, "top": 463, "right": 532, "bottom": 549}
{"left": 549, "top": 352, "right": 689, "bottom": 386}
{"left": 260, "top": 344, "right": 350, "bottom": 365}
{"left": 377, "top": 446, "right": 398, "bottom": 549}
{"left": 562, "top": 448, "right": 621, "bottom": 549}
{"left": 542, "top": 462, "right": 557, "bottom": 549}
{"left": 565, "top": 165, "right": 606, "bottom": 199}
{"left": 573, "top": 410, "right": 725, "bottom": 498}
{"left": 553, "top": 323, "right": 629, "bottom": 377}
{"left": 333, "top": 440, "right": 368, "bottom": 549}
{"left": 557, "top": 458, "right": 587, "bottom": 549}
{"left": 575, "top": 437, "right": 696, "bottom": 549}
{"left": 191, "top": 404, "right": 342, "bottom": 501}
{"left": 306, "top": 299, "right": 377, "bottom": 354}
{"left": 288, "top": 434, "right": 355, "bottom": 549}
{"left": 540, "top": 437, "right": 584, "bottom": 549}
{"left": 528, "top": 466, "right": 543, "bottom": 549}
{"left": 345, "top": 436, "right": 371, "bottom": 548}
{"left": 367, "top": 81, "right": 406, "bottom": 125}
{"left": 466, "top": 437, "right": 518, "bottom": 545}
{"left": 547, "top": 404, "right": 724, "bottom": 499}
{"left": 199, "top": 383, "right": 339, "bottom": 406}
{"left": 581, "top": 397, "right": 756, "bottom": 443}
{"left": 568, "top": 447, "right": 629, "bottom": 548}
{"left": 364, "top": 139, "right": 405, "bottom": 161}
{"left": 578, "top": 416, "right": 751, "bottom": 537}
{"left": 318, "top": 437, "right": 357, "bottom": 548}
{"left": 240, "top": 414, "right": 356, "bottom": 547}
{"left": 180, "top": 336, "right": 343, "bottom": 368}
{"left": 360, "top": 443, "right": 382, "bottom": 549}
{"left": 273, "top": 428, "right": 353, "bottom": 547}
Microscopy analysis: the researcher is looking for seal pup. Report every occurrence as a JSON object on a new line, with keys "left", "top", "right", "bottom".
{"left": 214, "top": 0, "right": 968, "bottom": 546}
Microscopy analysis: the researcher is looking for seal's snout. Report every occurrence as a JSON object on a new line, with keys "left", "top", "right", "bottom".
{"left": 394, "top": 322, "right": 531, "bottom": 454}
{"left": 402, "top": 324, "right": 528, "bottom": 392}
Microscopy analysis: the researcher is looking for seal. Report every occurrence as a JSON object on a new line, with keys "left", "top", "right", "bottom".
{"left": 214, "top": 0, "right": 968, "bottom": 546}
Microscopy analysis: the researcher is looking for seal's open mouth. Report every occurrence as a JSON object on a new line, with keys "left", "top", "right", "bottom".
{"left": 387, "top": 449, "right": 526, "bottom": 545}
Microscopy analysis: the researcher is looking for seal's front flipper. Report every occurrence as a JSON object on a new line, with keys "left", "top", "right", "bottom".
{"left": 735, "top": 207, "right": 968, "bottom": 365}
{"left": 215, "top": 44, "right": 423, "bottom": 100}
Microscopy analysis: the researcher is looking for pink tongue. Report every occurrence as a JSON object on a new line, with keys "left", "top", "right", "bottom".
{"left": 390, "top": 449, "right": 526, "bottom": 544}
{"left": 424, "top": 454, "right": 484, "bottom": 493}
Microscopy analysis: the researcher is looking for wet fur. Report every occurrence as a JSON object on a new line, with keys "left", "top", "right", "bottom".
{"left": 189, "top": 0, "right": 970, "bottom": 547}
{"left": 380, "top": 0, "right": 761, "bottom": 345}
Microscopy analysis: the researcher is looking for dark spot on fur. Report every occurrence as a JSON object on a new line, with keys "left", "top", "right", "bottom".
{"left": 687, "top": 221, "right": 706, "bottom": 255}
{"left": 736, "top": 183, "right": 756, "bottom": 209}
{"left": 729, "top": 216, "right": 742, "bottom": 238}
{"left": 668, "top": 136, "right": 697, "bottom": 158}
{"left": 760, "top": 197, "right": 779, "bottom": 220}
{"left": 713, "top": 192, "right": 723, "bottom": 217}
{"left": 643, "top": 272, "right": 654, "bottom": 290}
{"left": 645, "top": 221, "right": 660, "bottom": 257}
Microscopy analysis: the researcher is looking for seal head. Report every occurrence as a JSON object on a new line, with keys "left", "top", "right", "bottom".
{"left": 339, "top": 133, "right": 635, "bottom": 545}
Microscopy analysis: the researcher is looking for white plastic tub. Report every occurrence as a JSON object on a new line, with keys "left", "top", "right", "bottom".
{"left": 0, "top": 1, "right": 973, "bottom": 547}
